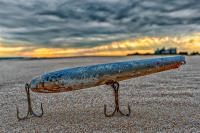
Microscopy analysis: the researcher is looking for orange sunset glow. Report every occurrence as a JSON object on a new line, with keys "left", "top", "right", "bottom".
{"left": 0, "top": 32, "right": 200, "bottom": 57}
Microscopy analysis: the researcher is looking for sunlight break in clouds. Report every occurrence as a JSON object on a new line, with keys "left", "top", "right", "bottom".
{"left": 0, "top": 33, "right": 200, "bottom": 57}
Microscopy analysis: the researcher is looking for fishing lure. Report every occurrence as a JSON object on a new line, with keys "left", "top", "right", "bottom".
{"left": 16, "top": 56, "right": 186, "bottom": 120}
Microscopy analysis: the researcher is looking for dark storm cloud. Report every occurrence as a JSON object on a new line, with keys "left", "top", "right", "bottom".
{"left": 0, "top": 0, "right": 200, "bottom": 48}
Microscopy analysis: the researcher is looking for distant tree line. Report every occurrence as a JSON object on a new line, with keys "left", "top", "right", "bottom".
{"left": 127, "top": 47, "right": 200, "bottom": 56}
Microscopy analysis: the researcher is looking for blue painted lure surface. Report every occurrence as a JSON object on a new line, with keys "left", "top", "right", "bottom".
{"left": 30, "top": 56, "right": 185, "bottom": 93}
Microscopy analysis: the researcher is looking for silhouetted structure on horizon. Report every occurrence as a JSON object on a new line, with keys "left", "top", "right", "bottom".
{"left": 190, "top": 52, "right": 200, "bottom": 55}
{"left": 127, "top": 47, "right": 199, "bottom": 56}
{"left": 179, "top": 52, "right": 188, "bottom": 55}
{"left": 155, "top": 48, "right": 177, "bottom": 55}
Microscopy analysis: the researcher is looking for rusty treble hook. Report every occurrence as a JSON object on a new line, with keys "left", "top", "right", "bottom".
{"left": 104, "top": 81, "right": 131, "bottom": 117}
{"left": 16, "top": 83, "right": 43, "bottom": 120}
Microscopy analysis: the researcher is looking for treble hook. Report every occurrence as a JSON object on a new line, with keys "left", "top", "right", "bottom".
{"left": 104, "top": 81, "right": 131, "bottom": 117}
{"left": 16, "top": 83, "right": 43, "bottom": 120}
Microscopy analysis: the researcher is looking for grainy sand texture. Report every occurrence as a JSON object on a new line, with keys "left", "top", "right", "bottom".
{"left": 0, "top": 56, "right": 200, "bottom": 132}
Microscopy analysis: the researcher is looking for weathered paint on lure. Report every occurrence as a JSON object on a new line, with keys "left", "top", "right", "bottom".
{"left": 30, "top": 56, "right": 185, "bottom": 93}
{"left": 16, "top": 56, "right": 186, "bottom": 120}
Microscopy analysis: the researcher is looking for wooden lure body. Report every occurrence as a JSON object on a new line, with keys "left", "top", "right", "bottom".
{"left": 30, "top": 56, "right": 185, "bottom": 93}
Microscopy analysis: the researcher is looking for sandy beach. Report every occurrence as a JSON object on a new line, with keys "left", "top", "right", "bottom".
{"left": 0, "top": 56, "right": 200, "bottom": 132}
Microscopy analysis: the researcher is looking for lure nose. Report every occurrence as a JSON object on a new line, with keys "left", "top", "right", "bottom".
{"left": 29, "top": 76, "right": 66, "bottom": 93}
{"left": 29, "top": 76, "right": 42, "bottom": 92}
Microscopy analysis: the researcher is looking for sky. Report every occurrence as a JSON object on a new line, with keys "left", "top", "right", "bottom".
{"left": 0, "top": 0, "right": 200, "bottom": 57}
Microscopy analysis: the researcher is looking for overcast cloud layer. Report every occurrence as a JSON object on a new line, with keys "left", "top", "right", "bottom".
{"left": 0, "top": 0, "right": 200, "bottom": 48}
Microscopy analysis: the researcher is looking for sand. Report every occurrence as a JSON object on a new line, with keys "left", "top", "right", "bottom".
{"left": 0, "top": 56, "right": 200, "bottom": 132}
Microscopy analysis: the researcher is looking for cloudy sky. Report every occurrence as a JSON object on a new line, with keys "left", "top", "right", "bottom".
{"left": 0, "top": 0, "right": 200, "bottom": 57}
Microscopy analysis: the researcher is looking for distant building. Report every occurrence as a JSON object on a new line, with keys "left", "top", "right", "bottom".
{"left": 155, "top": 49, "right": 161, "bottom": 54}
{"left": 168, "top": 48, "right": 177, "bottom": 54}
{"left": 155, "top": 48, "right": 177, "bottom": 55}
